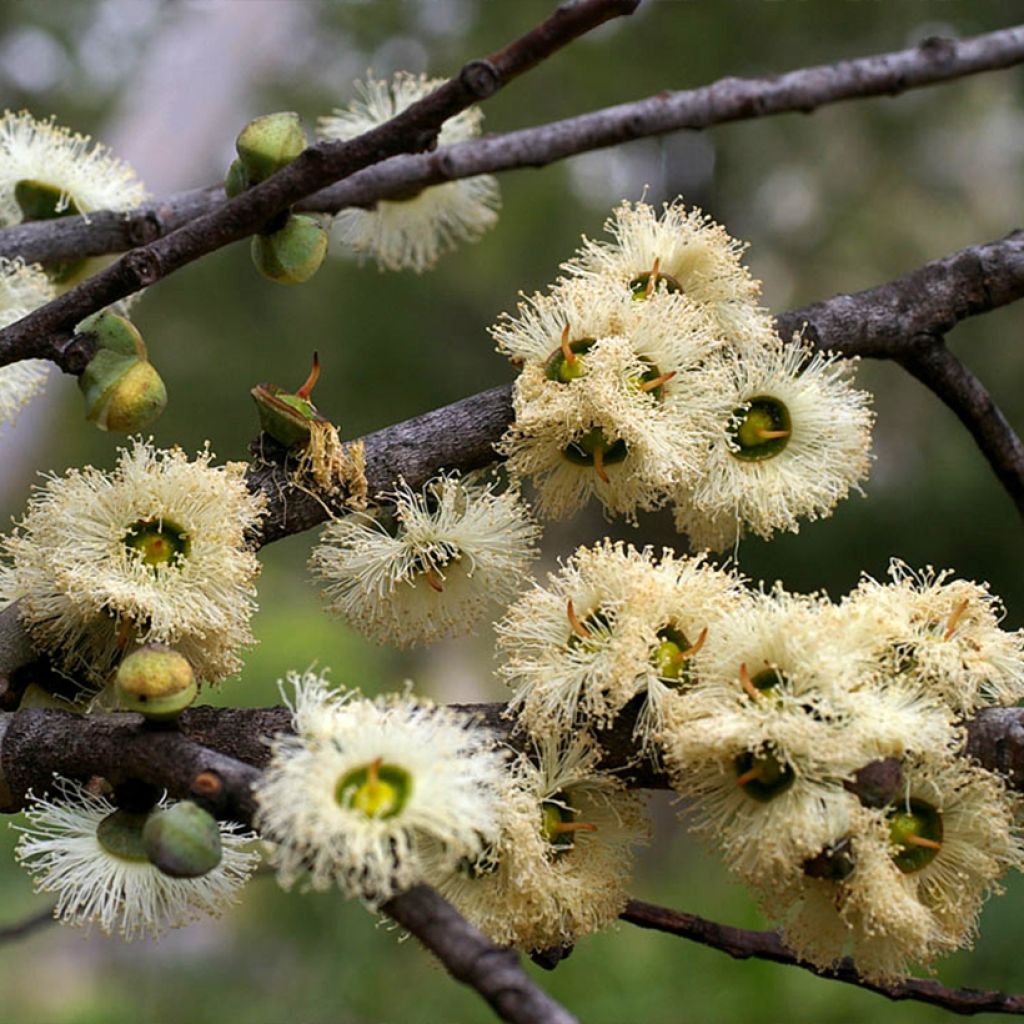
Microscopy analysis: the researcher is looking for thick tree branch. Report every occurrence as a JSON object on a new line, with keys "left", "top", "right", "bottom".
{"left": 620, "top": 899, "right": 1024, "bottom": 1016}
{"left": 894, "top": 338, "right": 1024, "bottom": 519}
{"left": 2, "top": 27, "right": 1023, "bottom": 269}
{"left": 0, "top": 0, "right": 638, "bottom": 370}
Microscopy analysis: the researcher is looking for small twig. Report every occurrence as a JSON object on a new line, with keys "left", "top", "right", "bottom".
{"left": 3, "top": 28, "right": 1024, "bottom": 268}
{"left": 0, "top": 905, "right": 56, "bottom": 944}
{"left": 894, "top": 337, "right": 1024, "bottom": 520}
{"left": 621, "top": 899, "right": 1024, "bottom": 1016}
{"left": 385, "top": 885, "right": 578, "bottom": 1024}
{"left": 0, "top": 0, "right": 639, "bottom": 371}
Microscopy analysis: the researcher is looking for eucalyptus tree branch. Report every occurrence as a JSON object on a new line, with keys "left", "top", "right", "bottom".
{"left": 3, "top": 27, "right": 1024, "bottom": 269}
{"left": 0, "top": 0, "right": 639, "bottom": 370}
{"left": 894, "top": 338, "right": 1024, "bottom": 519}
{"left": 620, "top": 899, "right": 1024, "bottom": 1016}
{"left": 0, "top": 905, "right": 57, "bottom": 944}
{"left": 250, "top": 230, "right": 1024, "bottom": 545}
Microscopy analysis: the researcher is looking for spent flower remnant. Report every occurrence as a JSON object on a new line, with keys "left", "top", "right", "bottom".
{"left": 14, "top": 778, "right": 258, "bottom": 941}
{"left": 498, "top": 541, "right": 742, "bottom": 748}
{"left": 0, "top": 257, "right": 56, "bottom": 426}
{"left": 317, "top": 72, "right": 500, "bottom": 272}
{"left": 433, "top": 733, "right": 649, "bottom": 953}
{"left": 309, "top": 472, "right": 540, "bottom": 647}
{"left": 256, "top": 671, "right": 506, "bottom": 907}
{"left": 0, "top": 439, "right": 266, "bottom": 686}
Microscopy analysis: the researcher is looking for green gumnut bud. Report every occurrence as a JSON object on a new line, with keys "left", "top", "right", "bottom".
{"left": 235, "top": 112, "right": 306, "bottom": 183}
{"left": 251, "top": 214, "right": 327, "bottom": 285}
{"left": 115, "top": 644, "right": 197, "bottom": 720}
{"left": 78, "top": 309, "right": 147, "bottom": 358}
{"left": 80, "top": 351, "right": 167, "bottom": 432}
{"left": 224, "top": 158, "right": 250, "bottom": 199}
{"left": 142, "top": 802, "right": 222, "bottom": 878}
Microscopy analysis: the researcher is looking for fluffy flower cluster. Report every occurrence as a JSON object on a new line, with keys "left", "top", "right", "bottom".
{"left": 14, "top": 778, "right": 258, "bottom": 940}
{"left": 255, "top": 671, "right": 508, "bottom": 907}
{"left": 0, "top": 439, "right": 266, "bottom": 687}
{"left": 309, "top": 472, "right": 540, "bottom": 647}
{"left": 0, "top": 257, "right": 56, "bottom": 426}
{"left": 655, "top": 558, "right": 1024, "bottom": 979}
{"left": 317, "top": 72, "right": 500, "bottom": 272}
{"left": 500, "top": 542, "right": 1024, "bottom": 977}
{"left": 429, "top": 733, "right": 649, "bottom": 953}
{"left": 494, "top": 199, "right": 874, "bottom": 543}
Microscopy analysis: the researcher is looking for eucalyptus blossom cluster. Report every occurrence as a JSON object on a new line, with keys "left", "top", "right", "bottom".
{"left": 494, "top": 199, "right": 875, "bottom": 548}
{"left": 499, "top": 541, "right": 1024, "bottom": 979}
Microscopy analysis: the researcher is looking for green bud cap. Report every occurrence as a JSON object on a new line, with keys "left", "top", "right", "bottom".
{"left": 251, "top": 213, "right": 327, "bottom": 285}
{"left": 142, "top": 802, "right": 223, "bottom": 878}
{"left": 235, "top": 111, "right": 306, "bottom": 183}
{"left": 251, "top": 352, "right": 325, "bottom": 447}
{"left": 115, "top": 644, "right": 197, "bottom": 720}
{"left": 224, "top": 157, "right": 250, "bottom": 198}
{"left": 77, "top": 310, "right": 147, "bottom": 358}
{"left": 97, "top": 809, "right": 150, "bottom": 862}
{"left": 81, "top": 354, "right": 167, "bottom": 432}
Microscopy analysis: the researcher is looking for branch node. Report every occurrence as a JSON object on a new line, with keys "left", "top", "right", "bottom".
{"left": 460, "top": 59, "right": 501, "bottom": 98}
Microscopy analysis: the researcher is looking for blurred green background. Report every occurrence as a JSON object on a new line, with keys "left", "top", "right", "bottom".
{"left": 0, "top": 1, "right": 1023, "bottom": 1021}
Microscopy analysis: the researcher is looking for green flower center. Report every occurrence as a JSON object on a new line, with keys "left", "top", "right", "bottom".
{"left": 96, "top": 809, "right": 150, "bottom": 863}
{"left": 752, "top": 667, "right": 787, "bottom": 692}
{"left": 567, "top": 605, "right": 613, "bottom": 651}
{"left": 124, "top": 519, "right": 191, "bottom": 569}
{"left": 335, "top": 760, "right": 412, "bottom": 820}
{"left": 545, "top": 338, "right": 595, "bottom": 383}
{"left": 729, "top": 396, "right": 792, "bottom": 461}
{"left": 734, "top": 747, "right": 795, "bottom": 803}
{"left": 652, "top": 625, "right": 699, "bottom": 687}
{"left": 888, "top": 799, "right": 943, "bottom": 873}
{"left": 562, "top": 427, "right": 628, "bottom": 469}
{"left": 540, "top": 791, "right": 592, "bottom": 855}
{"left": 629, "top": 268, "right": 682, "bottom": 300}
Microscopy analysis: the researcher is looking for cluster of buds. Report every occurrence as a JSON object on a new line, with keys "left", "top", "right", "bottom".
{"left": 495, "top": 199, "right": 874, "bottom": 548}
{"left": 226, "top": 112, "right": 328, "bottom": 285}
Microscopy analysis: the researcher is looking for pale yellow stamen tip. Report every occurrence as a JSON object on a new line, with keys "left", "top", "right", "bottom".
{"left": 560, "top": 323, "right": 575, "bottom": 366}
{"left": 739, "top": 662, "right": 760, "bottom": 700}
{"left": 640, "top": 370, "right": 677, "bottom": 392}
{"left": 943, "top": 598, "right": 970, "bottom": 642}
{"left": 567, "top": 599, "right": 590, "bottom": 639}
{"left": 644, "top": 256, "right": 661, "bottom": 298}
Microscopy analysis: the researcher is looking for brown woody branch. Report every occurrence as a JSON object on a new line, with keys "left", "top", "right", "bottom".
{"left": 0, "top": 0, "right": 638, "bottom": 370}
{"left": 2, "top": 27, "right": 1023, "bottom": 270}
{"left": 620, "top": 899, "right": 1024, "bottom": 1016}
{"left": 894, "top": 338, "right": 1024, "bottom": 518}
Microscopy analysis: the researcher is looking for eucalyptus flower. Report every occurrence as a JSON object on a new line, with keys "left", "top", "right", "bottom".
{"left": 0, "top": 257, "right": 56, "bottom": 426}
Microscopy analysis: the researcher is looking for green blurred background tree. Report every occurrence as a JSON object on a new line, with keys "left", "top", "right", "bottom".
{"left": 0, "top": 1, "right": 1021, "bottom": 1021}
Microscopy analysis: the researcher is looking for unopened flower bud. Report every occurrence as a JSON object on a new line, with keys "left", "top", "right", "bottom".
{"left": 235, "top": 112, "right": 306, "bottom": 184}
{"left": 142, "top": 801, "right": 223, "bottom": 878}
{"left": 115, "top": 644, "right": 197, "bottom": 720}
{"left": 224, "top": 157, "right": 250, "bottom": 199}
{"left": 251, "top": 214, "right": 327, "bottom": 285}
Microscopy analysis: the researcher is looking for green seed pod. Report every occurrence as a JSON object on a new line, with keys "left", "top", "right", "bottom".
{"left": 142, "top": 801, "right": 222, "bottom": 878}
{"left": 115, "top": 644, "right": 197, "bottom": 720}
{"left": 224, "top": 157, "right": 250, "bottom": 198}
{"left": 251, "top": 213, "right": 327, "bottom": 285}
{"left": 235, "top": 112, "right": 306, "bottom": 183}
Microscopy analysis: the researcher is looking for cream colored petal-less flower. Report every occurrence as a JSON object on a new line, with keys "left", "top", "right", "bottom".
{"left": 0, "top": 257, "right": 56, "bottom": 425}
{"left": 0, "top": 439, "right": 266, "bottom": 685}
{"left": 14, "top": 778, "right": 258, "bottom": 941}
{"left": 317, "top": 73, "right": 499, "bottom": 272}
